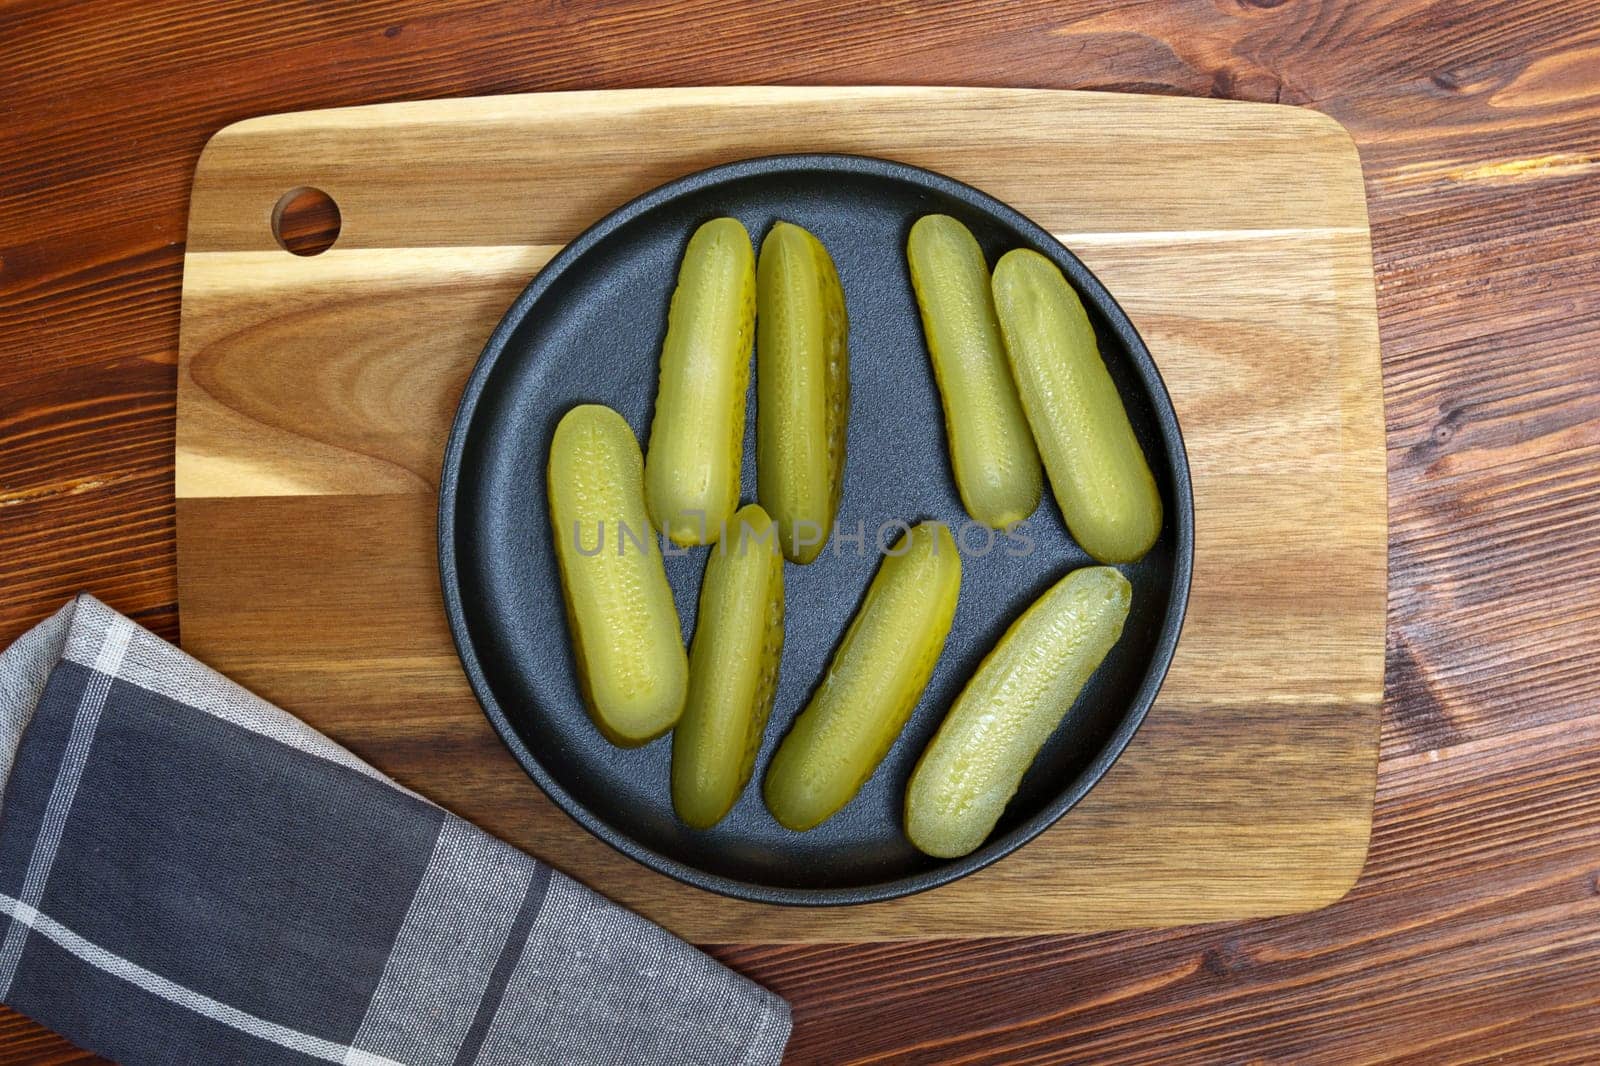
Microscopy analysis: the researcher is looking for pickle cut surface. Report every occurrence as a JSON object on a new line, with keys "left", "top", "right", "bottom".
{"left": 763, "top": 522, "right": 961, "bottom": 831}
{"left": 906, "top": 566, "right": 1131, "bottom": 858}
{"left": 756, "top": 220, "right": 850, "bottom": 563}
{"left": 992, "top": 248, "right": 1163, "bottom": 563}
{"left": 549, "top": 404, "right": 688, "bottom": 746}
{"left": 645, "top": 217, "right": 757, "bottom": 546}
{"left": 907, "top": 215, "right": 1043, "bottom": 529}
{"left": 672, "top": 504, "right": 787, "bottom": 829}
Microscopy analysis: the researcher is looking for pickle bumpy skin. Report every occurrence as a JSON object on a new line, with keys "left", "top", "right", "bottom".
{"left": 756, "top": 220, "right": 850, "bottom": 563}
{"left": 672, "top": 504, "right": 786, "bottom": 829}
{"left": 764, "top": 522, "right": 961, "bottom": 831}
{"left": 907, "top": 215, "right": 1043, "bottom": 529}
{"left": 548, "top": 404, "right": 688, "bottom": 747}
{"left": 645, "top": 217, "right": 757, "bottom": 546}
{"left": 906, "top": 566, "right": 1131, "bottom": 858}
{"left": 991, "top": 249, "right": 1163, "bottom": 563}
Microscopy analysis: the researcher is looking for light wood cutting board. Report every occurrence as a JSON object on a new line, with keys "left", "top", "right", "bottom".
{"left": 175, "top": 86, "right": 1386, "bottom": 942}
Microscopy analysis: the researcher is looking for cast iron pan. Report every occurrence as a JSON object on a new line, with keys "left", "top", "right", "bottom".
{"left": 439, "top": 154, "right": 1193, "bottom": 906}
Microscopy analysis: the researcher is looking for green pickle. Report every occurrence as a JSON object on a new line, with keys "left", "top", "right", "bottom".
{"left": 991, "top": 249, "right": 1163, "bottom": 563}
{"left": 907, "top": 215, "right": 1043, "bottom": 528}
{"left": 645, "top": 217, "right": 757, "bottom": 546}
{"left": 548, "top": 405, "right": 688, "bottom": 747}
{"left": 906, "top": 566, "right": 1131, "bottom": 858}
{"left": 764, "top": 522, "right": 961, "bottom": 831}
{"left": 756, "top": 221, "right": 850, "bottom": 563}
{"left": 672, "top": 504, "right": 787, "bottom": 829}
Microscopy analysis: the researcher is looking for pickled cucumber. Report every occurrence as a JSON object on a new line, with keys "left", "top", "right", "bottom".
{"left": 672, "top": 504, "right": 786, "bottom": 829}
{"left": 907, "top": 215, "right": 1043, "bottom": 529}
{"left": 756, "top": 221, "right": 850, "bottom": 563}
{"left": 549, "top": 404, "right": 688, "bottom": 746}
{"left": 764, "top": 522, "right": 961, "bottom": 831}
{"left": 645, "top": 217, "right": 757, "bottom": 546}
{"left": 905, "top": 566, "right": 1131, "bottom": 858}
{"left": 991, "top": 249, "right": 1162, "bottom": 563}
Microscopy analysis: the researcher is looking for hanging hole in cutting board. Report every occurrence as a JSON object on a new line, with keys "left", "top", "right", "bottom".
{"left": 271, "top": 186, "right": 341, "bottom": 256}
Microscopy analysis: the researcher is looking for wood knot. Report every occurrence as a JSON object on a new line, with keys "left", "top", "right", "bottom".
{"left": 1201, "top": 940, "right": 1251, "bottom": 978}
{"left": 1410, "top": 405, "right": 1468, "bottom": 461}
{"left": 1211, "top": 66, "right": 1310, "bottom": 105}
{"left": 1386, "top": 636, "right": 1465, "bottom": 753}
{"left": 1432, "top": 406, "right": 1467, "bottom": 444}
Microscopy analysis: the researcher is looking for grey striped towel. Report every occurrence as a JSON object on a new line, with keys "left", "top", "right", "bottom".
{"left": 0, "top": 595, "right": 791, "bottom": 1065}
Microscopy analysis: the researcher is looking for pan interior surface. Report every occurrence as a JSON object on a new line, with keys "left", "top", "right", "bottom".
{"left": 440, "top": 156, "right": 1192, "bottom": 905}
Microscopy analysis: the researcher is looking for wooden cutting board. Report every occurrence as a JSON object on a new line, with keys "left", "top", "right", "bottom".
{"left": 175, "top": 86, "right": 1385, "bottom": 942}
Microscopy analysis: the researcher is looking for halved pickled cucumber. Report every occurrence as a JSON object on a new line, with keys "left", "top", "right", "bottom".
{"left": 756, "top": 221, "right": 849, "bottom": 563}
{"left": 549, "top": 404, "right": 688, "bottom": 746}
{"left": 764, "top": 522, "right": 960, "bottom": 830}
{"left": 991, "top": 249, "right": 1162, "bottom": 563}
{"left": 905, "top": 566, "right": 1131, "bottom": 858}
{"left": 672, "top": 504, "right": 786, "bottom": 829}
{"left": 907, "top": 215, "right": 1043, "bottom": 529}
{"left": 645, "top": 217, "right": 757, "bottom": 546}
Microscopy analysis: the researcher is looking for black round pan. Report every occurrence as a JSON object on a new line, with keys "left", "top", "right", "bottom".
{"left": 439, "top": 154, "right": 1193, "bottom": 906}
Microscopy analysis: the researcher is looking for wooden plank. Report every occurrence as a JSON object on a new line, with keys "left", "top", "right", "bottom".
{"left": 176, "top": 230, "right": 1384, "bottom": 497}
{"left": 184, "top": 87, "right": 1366, "bottom": 252}
{"left": 172, "top": 86, "right": 1384, "bottom": 941}
{"left": 177, "top": 490, "right": 1377, "bottom": 939}
{"left": 8, "top": 1, "right": 1600, "bottom": 1061}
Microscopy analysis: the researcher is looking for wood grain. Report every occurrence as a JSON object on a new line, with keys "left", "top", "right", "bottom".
{"left": 3, "top": 0, "right": 1598, "bottom": 1061}
{"left": 172, "top": 87, "right": 1385, "bottom": 939}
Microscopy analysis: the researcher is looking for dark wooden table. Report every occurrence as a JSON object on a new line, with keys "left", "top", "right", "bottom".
{"left": 4, "top": 2, "right": 1597, "bottom": 1062}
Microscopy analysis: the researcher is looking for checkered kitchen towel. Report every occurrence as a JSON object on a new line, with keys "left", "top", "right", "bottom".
{"left": 0, "top": 595, "right": 791, "bottom": 1065}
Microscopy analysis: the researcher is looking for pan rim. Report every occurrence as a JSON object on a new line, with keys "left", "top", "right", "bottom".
{"left": 438, "top": 152, "right": 1194, "bottom": 907}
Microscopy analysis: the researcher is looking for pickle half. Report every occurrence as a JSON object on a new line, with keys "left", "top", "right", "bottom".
{"left": 991, "top": 249, "right": 1163, "bottom": 563}
{"left": 905, "top": 566, "right": 1131, "bottom": 858}
{"left": 549, "top": 404, "right": 688, "bottom": 747}
{"left": 645, "top": 217, "right": 757, "bottom": 546}
{"left": 907, "top": 215, "right": 1043, "bottom": 529}
{"left": 756, "top": 221, "right": 849, "bottom": 563}
{"left": 672, "top": 504, "right": 786, "bottom": 829}
{"left": 764, "top": 522, "right": 960, "bottom": 831}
